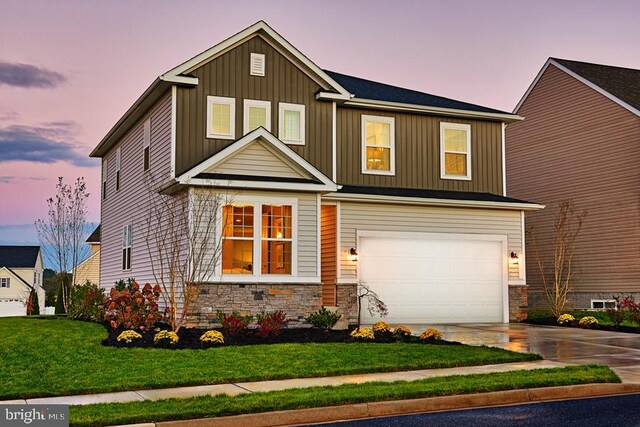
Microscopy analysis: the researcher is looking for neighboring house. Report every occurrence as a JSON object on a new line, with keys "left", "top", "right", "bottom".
{"left": 72, "top": 225, "right": 101, "bottom": 286}
{"left": 90, "top": 21, "right": 541, "bottom": 325}
{"left": 0, "top": 246, "right": 45, "bottom": 316}
{"left": 506, "top": 58, "right": 640, "bottom": 310}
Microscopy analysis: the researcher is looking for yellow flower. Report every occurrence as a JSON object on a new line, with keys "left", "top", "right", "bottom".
{"left": 393, "top": 325, "right": 412, "bottom": 337}
{"left": 350, "top": 327, "right": 375, "bottom": 340}
{"left": 200, "top": 330, "right": 224, "bottom": 345}
{"left": 420, "top": 328, "right": 443, "bottom": 342}
{"left": 116, "top": 330, "right": 142, "bottom": 344}
{"left": 372, "top": 321, "right": 390, "bottom": 333}
{"left": 153, "top": 330, "right": 179, "bottom": 345}
{"left": 557, "top": 314, "right": 575, "bottom": 325}
{"left": 579, "top": 316, "right": 598, "bottom": 328}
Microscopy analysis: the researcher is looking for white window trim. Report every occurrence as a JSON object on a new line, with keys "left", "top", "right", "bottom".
{"left": 243, "top": 99, "right": 271, "bottom": 135}
{"left": 590, "top": 299, "right": 615, "bottom": 310}
{"left": 216, "top": 195, "right": 299, "bottom": 282}
{"left": 1, "top": 277, "right": 9, "bottom": 288}
{"left": 250, "top": 52, "right": 265, "bottom": 77}
{"left": 115, "top": 146, "right": 122, "bottom": 191}
{"left": 278, "top": 102, "right": 305, "bottom": 145}
{"left": 361, "top": 115, "right": 396, "bottom": 176}
{"left": 440, "top": 122, "right": 472, "bottom": 181}
{"left": 122, "top": 224, "right": 132, "bottom": 271}
{"left": 206, "top": 96, "right": 236, "bottom": 140}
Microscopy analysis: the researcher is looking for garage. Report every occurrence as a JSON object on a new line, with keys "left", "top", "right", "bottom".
{"left": 0, "top": 300, "right": 27, "bottom": 317}
{"left": 358, "top": 232, "right": 507, "bottom": 324}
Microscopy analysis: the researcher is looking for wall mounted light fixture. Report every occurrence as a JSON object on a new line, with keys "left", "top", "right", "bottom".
{"left": 349, "top": 247, "right": 359, "bottom": 262}
{"left": 509, "top": 252, "right": 520, "bottom": 265}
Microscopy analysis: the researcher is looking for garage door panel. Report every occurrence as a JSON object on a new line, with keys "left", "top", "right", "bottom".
{"left": 0, "top": 301, "right": 27, "bottom": 317}
{"left": 359, "top": 235, "right": 505, "bottom": 324}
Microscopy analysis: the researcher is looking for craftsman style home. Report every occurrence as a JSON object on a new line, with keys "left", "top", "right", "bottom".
{"left": 91, "top": 21, "right": 541, "bottom": 325}
{"left": 507, "top": 58, "right": 640, "bottom": 310}
{"left": 0, "top": 246, "right": 45, "bottom": 316}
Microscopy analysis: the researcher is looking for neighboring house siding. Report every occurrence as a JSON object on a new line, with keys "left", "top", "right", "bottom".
{"left": 506, "top": 64, "right": 640, "bottom": 297}
{"left": 73, "top": 250, "right": 100, "bottom": 286}
{"left": 101, "top": 92, "right": 173, "bottom": 289}
{"left": 336, "top": 107, "right": 504, "bottom": 193}
{"left": 207, "top": 141, "right": 307, "bottom": 178}
{"left": 338, "top": 202, "right": 523, "bottom": 282}
{"left": 175, "top": 35, "right": 333, "bottom": 178}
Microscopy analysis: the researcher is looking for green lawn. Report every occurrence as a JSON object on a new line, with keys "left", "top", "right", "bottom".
{"left": 0, "top": 317, "right": 542, "bottom": 400}
{"left": 69, "top": 365, "right": 619, "bottom": 427}
{"left": 527, "top": 309, "right": 637, "bottom": 328}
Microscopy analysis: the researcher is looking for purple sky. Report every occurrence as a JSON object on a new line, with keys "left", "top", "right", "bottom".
{"left": 1, "top": 0, "right": 639, "bottom": 245}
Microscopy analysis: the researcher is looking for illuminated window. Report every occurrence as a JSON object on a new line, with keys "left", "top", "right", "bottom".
{"left": 261, "top": 205, "right": 292, "bottom": 275}
{"left": 362, "top": 115, "right": 395, "bottom": 175}
{"left": 222, "top": 205, "right": 254, "bottom": 274}
{"left": 278, "top": 103, "right": 305, "bottom": 145}
{"left": 440, "top": 122, "right": 471, "bottom": 180}
{"left": 206, "top": 96, "right": 236, "bottom": 140}
{"left": 243, "top": 99, "right": 271, "bottom": 134}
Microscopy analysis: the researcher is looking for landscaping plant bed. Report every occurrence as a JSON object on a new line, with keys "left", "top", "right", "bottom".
{"left": 525, "top": 316, "right": 640, "bottom": 334}
{"left": 103, "top": 325, "right": 461, "bottom": 349}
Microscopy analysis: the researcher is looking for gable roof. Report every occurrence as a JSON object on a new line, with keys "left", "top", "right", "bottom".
{"left": 0, "top": 267, "right": 33, "bottom": 290}
{"left": 325, "top": 70, "right": 511, "bottom": 115}
{"left": 0, "top": 246, "right": 40, "bottom": 268}
{"left": 176, "top": 127, "right": 338, "bottom": 192}
{"left": 515, "top": 58, "right": 640, "bottom": 116}
{"left": 86, "top": 225, "right": 101, "bottom": 243}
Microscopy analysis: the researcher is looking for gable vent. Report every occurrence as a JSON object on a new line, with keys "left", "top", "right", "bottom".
{"left": 250, "top": 53, "right": 265, "bottom": 77}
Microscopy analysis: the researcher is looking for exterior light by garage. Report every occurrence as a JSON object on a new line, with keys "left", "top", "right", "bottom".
{"left": 509, "top": 252, "right": 519, "bottom": 265}
{"left": 349, "top": 247, "right": 358, "bottom": 262}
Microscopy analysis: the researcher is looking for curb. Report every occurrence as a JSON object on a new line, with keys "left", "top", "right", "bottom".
{"left": 110, "top": 383, "right": 640, "bottom": 427}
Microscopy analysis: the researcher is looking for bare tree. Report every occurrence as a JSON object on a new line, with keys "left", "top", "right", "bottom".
{"left": 35, "top": 177, "right": 90, "bottom": 313}
{"left": 530, "top": 201, "right": 587, "bottom": 318}
{"left": 356, "top": 280, "right": 388, "bottom": 329}
{"left": 144, "top": 177, "right": 231, "bottom": 333}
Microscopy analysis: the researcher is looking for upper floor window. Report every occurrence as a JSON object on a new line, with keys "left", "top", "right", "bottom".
{"left": 440, "top": 122, "right": 471, "bottom": 180}
{"left": 102, "top": 159, "right": 107, "bottom": 200}
{"left": 115, "top": 147, "right": 121, "bottom": 191}
{"left": 1, "top": 277, "right": 9, "bottom": 288}
{"left": 361, "top": 115, "right": 395, "bottom": 175}
{"left": 122, "top": 224, "right": 132, "bottom": 271}
{"left": 278, "top": 103, "right": 305, "bottom": 145}
{"left": 206, "top": 96, "right": 236, "bottom": 140}
{"left": 250, "top": 53, "right": 265, "bottom": 77}
{"left": 244, "top": 99, "right": 271, "bottom": 134}
{"left": 143, "top": 118, "right": 151, "bottom": 171}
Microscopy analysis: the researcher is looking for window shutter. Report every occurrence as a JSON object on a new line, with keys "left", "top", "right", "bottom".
{"left": 250, "top": 53, "right": 265, "bottom": 77}
{"left": 6, "top": 278, "right": 9, "bottom": 288}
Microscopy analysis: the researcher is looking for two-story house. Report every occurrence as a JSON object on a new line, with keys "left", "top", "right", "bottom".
{"left": 91, "top": 21, "right": 541, "bottom": 326}
{"left": 0, "top": 246, "right": 45, "bottom": 316}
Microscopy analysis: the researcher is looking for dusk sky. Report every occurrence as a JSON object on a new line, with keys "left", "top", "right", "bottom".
{"left": 1, "top": 0, "right": 639, "bottom": 246}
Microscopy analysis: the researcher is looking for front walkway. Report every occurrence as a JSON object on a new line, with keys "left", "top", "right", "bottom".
{"left": 401, "top": 323, "right": 640, "bottom": 383}
{"left": 1, "top": 359, "right": 564, "bottom": 406}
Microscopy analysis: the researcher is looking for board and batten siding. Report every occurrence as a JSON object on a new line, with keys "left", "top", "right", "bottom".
{"left": 338, "top": 202, "right": 523, "bottom": 283}
{"left": 336, "top": 107, "right": 504, "bottom": 194}
{"left": 100, "top": 92, "right": 174, "bottom": 289}
{"left": 206, "top": 141, "right": 307, "bottom": 179}
{"left": 175, "top": 35, "right": 333, "bottom": 178}
{"left": 507, "top": 64, "right": 640, "bottom": 296}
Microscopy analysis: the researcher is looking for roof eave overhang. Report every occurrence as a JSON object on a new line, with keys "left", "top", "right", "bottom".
{"left": 323, "top": 192, "right": 544, "bottom": 211}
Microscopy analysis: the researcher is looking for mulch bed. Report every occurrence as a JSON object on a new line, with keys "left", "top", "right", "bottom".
{"left": 102, "top": 326, "right": 457, "bottom": 349}
{"left": 525, "top": 317, "right": 640, "bottom": 334}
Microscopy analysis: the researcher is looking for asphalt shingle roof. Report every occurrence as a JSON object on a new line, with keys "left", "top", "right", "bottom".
{"left": 0, "top": 246, "right": 40, "bottom": 268}
{"left": 553, "top": 58, "right": 640, "bottom": 111}
{"left": 86, "top": 225, "right": 101, "bottom": 243}
{"left": 324, "top": 70, "right": 512, "bottom": 115}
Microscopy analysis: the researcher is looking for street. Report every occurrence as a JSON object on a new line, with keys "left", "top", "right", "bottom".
{"left": 314, "top": 393, "right": 640, "bottom": 426}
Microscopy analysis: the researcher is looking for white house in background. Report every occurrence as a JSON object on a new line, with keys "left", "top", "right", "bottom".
{"left": 0, "top": 246, "right": 45, "bottom": 316}
{"left": 72, "top": 225, "right": 101, "bottom": 286}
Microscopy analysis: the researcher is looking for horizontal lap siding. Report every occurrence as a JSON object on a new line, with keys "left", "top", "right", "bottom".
{"left": 338, "top": 202, "right": 522, "bottom": 282}
{"left": 208, "top": 142, "right": 305, "bottom": 178}
{"left": 176, "top": 35, "right": 332, "bottom": 178}
{"left": 336, "top": 107, "right": 503, "bottom": 194}
{"left": 507, "top": 64, "right": 640, "bottom": 294}
{"left": 101, "top": 92, "right": 175, "bottom": 290}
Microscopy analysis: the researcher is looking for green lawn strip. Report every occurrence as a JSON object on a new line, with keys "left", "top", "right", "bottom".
{"left": 528, "top": 310, "right": 636, "bottom": 327}
{"left": 0, "top": 317, "right": 541, "bottom": 400}
{"left": 69, "top": 365, "right": 619, "bottom": 427}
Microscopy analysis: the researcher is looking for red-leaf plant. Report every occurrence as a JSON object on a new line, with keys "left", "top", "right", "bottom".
{"left": 100, "top": 281, "right": 163, "bottom": 331}
{"left": 255, "top": 310, "right": 287, "bottom": 338}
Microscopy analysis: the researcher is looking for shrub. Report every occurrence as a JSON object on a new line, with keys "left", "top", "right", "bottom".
{"left": 393, "top": 325, "right": 412, "bottom": 338}
{"left": 117, "top": 330, "right": 142, "bottom": 344}
{"left": 68, "top": 281, "right": 105, "bottom": 321}
{"left": 100, "top": 280, "right": 163, "bottom": 330}
{"left": 350, "top": 327, "right": 374, "bottom": 341}
{"left": 306, "top": 307, "right": 340, "bottom": 330}
{"left": 420, "top": 328, "right": 443, "bottom": 342}
{"left": 372, "top": 321, "right": 391, "bottom": 333}
{"left": 154, "top": 330, "right": 179, "bottom": 346}
{"left": 255, "top": 310, "right": 287, "bottom": 338}
{"left": 26, "top": 289, "right": 40, "bottom": 315}
{"left": 200, "top": 330, "right": 224, "bottom": 345}
{"left": 579, "top": 316, "right": 598, "bottom": 328}
{"left": 557, "top": 314, "right": 575, "bottom": 325}
{"left": 217, "top": 311, "right": 253, "bottom": 336}
{"left": 612, "top": 295, "right": 640, "bottom": 327}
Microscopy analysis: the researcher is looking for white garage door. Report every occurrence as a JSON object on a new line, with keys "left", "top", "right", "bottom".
{"left": 0, "top": 301, "right": 27, "bottom": 317}
{"left": 359, "top": 233, "right": 506, "bottom": 324}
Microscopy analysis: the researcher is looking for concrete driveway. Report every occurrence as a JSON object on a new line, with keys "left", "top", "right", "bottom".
{"left": 403, "top": 323, "right": 640, "bottom": 383}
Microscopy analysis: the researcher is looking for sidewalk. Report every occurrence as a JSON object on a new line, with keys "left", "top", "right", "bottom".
{"left": 0, "top": 360, "right": 567, "bottom": 406}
